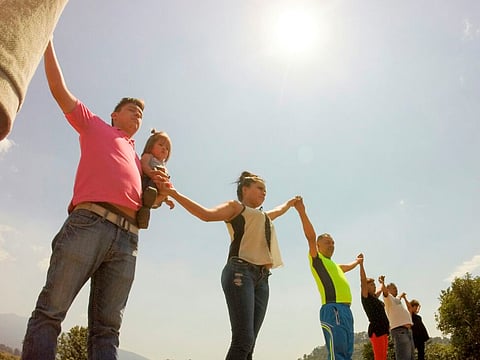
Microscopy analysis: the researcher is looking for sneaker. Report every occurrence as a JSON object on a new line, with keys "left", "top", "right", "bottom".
{"left": 137, "top": 206, "right": 150, "bottom": 229}
{"left": 143, "top": 186, "right": 157, "bottom": 208}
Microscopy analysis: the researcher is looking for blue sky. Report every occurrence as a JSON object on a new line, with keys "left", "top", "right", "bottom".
{"left": 1, "top": 1, "right": 480, "bottom": 359}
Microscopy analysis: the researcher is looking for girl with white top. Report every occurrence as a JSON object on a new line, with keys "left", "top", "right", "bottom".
{"left": 163, "top": 171, "right": 300, "bottom": 360}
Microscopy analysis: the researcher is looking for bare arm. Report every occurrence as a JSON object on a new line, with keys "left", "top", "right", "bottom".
{"left": 340, "top": 253, "right": 362, "bottom": 273}
{"left": 293, "top": 198, "right": 317, "bottom": 257}
{"left": 166, "top": 188, "right": 242, "bottom": 222}
{"left": 379, "top": 275, "right": 388, "bottom": 297}
{"left": 266, "top": 196, "right": 299, "bottom": 221}
{"left": 140, "top": 153, "right": 154, "bottom": 177}
{"left": 401, "top": 292, "right": 413, "bottom": 314}
{"left": 359, "top": 255, "right": 368, "bottom": 298}
{"left": 44, "top": 40, "right": 77, "bottom": 113}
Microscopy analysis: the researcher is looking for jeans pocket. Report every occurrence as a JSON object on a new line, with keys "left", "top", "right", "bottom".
{"left": 68, "top": 209, "right": 103, "bottom": 228}
{"left": 53, "top": 211, "right": 104, "bottom": 250}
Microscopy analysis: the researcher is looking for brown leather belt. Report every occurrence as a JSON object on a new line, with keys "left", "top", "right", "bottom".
{"left": 74, "top": 202, "right": 139, "bottom": 235}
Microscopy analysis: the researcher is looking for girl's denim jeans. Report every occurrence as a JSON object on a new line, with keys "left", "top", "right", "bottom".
{"left": 221, "top": 257, "right": 271, "bottom": 360}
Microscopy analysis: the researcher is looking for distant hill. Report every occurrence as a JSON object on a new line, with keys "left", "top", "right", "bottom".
{"left": 0, "top": 313, "right": 149, "bottom": 360}
{"left": 299, "top": 331, "right": 450, "bottom": 360}
{"left": 0, "top": 314, "right": 25, "bottom": 354}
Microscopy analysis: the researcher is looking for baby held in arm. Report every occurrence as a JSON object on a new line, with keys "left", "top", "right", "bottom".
{"left": 137, "top": 129, "right": 174, "bottom": 229}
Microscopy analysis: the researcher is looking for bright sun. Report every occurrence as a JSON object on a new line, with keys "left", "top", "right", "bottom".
{"left": 272, "top": 8, "right": 320, "bottom": 57}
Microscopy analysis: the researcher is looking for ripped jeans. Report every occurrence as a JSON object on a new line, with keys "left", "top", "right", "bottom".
{"left": 320, "top": 303, "right": 354, "bottom": 360}
{"left": 221, "top": 257, "right": 271, "bottom": 360}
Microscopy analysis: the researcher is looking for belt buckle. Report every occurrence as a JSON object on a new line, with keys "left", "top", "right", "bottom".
{"left": 117, "top": 214, "right": 128, "bottom": 231}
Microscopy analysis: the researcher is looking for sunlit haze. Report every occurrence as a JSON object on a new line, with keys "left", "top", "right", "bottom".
{"left": 272, "top": 8, "right": 322, "bottom": 56}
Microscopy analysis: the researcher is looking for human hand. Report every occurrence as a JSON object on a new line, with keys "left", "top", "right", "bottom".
{"left": 357, "top": 253, "right": 364, "bottom": 265}
{"left": 164, "top": 198, "right": 175, "bottom": 210}
{"left": 378, "top": 275, "right": 385, "bottom": 284}
{"left": 151, "top": 167, "right": 172, "bottom": 190}
{"left": 158, "top": 181, "right": 176, "bottom": 197}
{"left": 287, "top": 195, "right": 302, "bottom": 208}
{"left": 293, "top": 196, "right": 305, "bottom": 211}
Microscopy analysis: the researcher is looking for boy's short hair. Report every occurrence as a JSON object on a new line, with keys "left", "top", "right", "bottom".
{"left": 410, "top": 299, "right": 420, "bottom": 307}
{"left": 113, "top": 97, "right": 145, "bottom": 112}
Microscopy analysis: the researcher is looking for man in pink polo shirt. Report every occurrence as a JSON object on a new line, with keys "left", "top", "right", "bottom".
{"left": 21, "top": 40, "right": 167, "bottom": 360}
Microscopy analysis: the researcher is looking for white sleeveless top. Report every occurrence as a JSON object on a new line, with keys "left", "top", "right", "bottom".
{"left": 225, "top": 205, "right": 283, "bottom": 268}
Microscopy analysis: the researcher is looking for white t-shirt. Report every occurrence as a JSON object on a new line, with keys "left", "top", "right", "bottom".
{"left": 384, "top": 293, "right": 413, "bottom": 329}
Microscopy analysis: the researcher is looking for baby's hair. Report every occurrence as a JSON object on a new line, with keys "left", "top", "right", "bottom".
{"left": 141, "top": 128, "right": 172, "bottom": 161}
{"left": 235, "top": 171, "right": 265, "bottom": 201}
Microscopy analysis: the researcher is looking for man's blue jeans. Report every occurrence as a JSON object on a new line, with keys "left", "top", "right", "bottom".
{"left": 221, "top": 257, "right": 270, "bottom": 360}
{"left": 21, "top": 209, "right": 138, "bottom": 360}
{"left": 320, "top": 303, "right": 354, "bottom": 360}
{"left": 391, "top": 326, "right": 415, "bottom": 360}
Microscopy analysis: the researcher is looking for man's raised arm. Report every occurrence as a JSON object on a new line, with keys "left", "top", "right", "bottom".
{"left": 44, "top": 40, "right": 76, "bottom": 113}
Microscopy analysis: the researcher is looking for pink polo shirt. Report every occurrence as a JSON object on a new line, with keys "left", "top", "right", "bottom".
{"left": 65, "top": 101, "right": 142, "bottom": 211}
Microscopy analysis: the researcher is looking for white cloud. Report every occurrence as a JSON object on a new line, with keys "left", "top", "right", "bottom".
{"left": 0, "top": 138, "right": 15, "bottom": 155}
{"left": 445, "top": 254, "right": 480, "bottom": 282}
{"left": 0, "top": 224, "right": 16, "bottom": 262}
{"left": 463, "top": 18, "right": 480, "bottom": 40}
{"left": 0, "top": 247, "right": 14, "bottom": 262}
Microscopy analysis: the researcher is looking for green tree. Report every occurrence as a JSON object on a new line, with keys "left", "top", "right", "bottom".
{"left": 56, "top": 326, "right": 88, "bottom": 360}
{"left": 436, "top": 273, "right": 480, "bottom": 360}
{"left": 0, "top": 352, "right": 20, "bottom": 360}
{"left": 425, "top": 342, "right": 457, "bottom": 360}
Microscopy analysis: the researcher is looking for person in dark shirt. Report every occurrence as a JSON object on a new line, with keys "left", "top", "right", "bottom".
{"left": 359, "top": 257, "right": 390, "bottom": 359}
{"left": 405, "top": 298, "right": 430, "bottom": 360}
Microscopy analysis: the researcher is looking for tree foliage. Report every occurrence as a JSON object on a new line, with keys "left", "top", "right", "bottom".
{"left": 56, "top": 326, "right": 88, "bottom": 360}
{"left": 435, "top": 273, "right": 480, "bottom": 359}
{"left": 299, "top": 332, "right": 386, "bottom": 360}
{"left": 0, "top": 344, "right": 20, "bottom": 360}
{"left": 424, "top": 342, "right": 457, "bottom": 360}
{"left": 0, "top": 352, "right": 20, "bottom": 360}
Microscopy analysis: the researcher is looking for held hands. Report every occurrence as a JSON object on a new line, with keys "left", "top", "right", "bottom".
{"left": 152, "top": 167, "right": 175, "bottom": 194}
{"left": 151, "top": 167, "right": 169, "bottom": 181}
{"left": 287, "top": 195, "right": 303, "bottom": 208}
{"left": 293, "top": 195, "right": 305, "bottom": 211}
{"left": 356, "top": 253, "right": 364, "bottom": 265}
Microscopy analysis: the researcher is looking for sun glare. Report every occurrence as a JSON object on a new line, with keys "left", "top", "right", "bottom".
{"left": 272, "top": 8, "right": 320, "bottom": 57}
